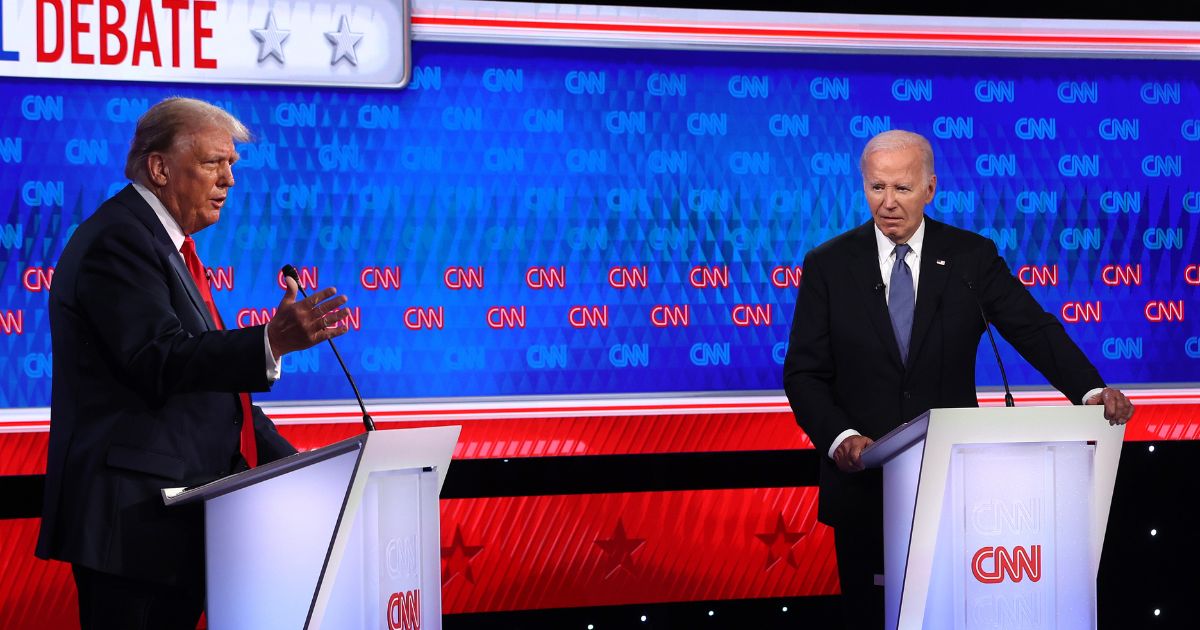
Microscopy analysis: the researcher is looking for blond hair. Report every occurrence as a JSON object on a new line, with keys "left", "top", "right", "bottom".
{"left": 124, "top": 97, "right": 250, "bottom": 181}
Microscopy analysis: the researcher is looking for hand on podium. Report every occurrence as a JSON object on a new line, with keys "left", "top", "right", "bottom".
{"left": 833, "top": 435, "right": 875, "bottom": 472}
{"left": 268, "top": 276, "right": 351, "bottom": 359}
{"left": 1086, "top": 387, "right": 1135, "bottom": 425}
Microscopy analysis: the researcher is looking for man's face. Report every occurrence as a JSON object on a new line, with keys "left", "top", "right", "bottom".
{"left": 154, "top": 127, "right": 238, "bottom": 235}
{"left": 862, "top": 146, "right": 936, "bottom": 244}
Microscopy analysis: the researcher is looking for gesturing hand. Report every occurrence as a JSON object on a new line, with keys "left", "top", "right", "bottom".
{"left": 267, "top": 276, "right": 351, "bottom": 359}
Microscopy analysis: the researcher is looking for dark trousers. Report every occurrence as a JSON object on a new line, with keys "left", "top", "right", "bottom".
{"left": 833, "top": 520, "right": 886, "bottom": 630}
{"left": 73, "top": 564, "right": 204, "bottom": 630}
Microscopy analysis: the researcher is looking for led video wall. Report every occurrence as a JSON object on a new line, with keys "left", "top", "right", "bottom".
{"left": 1, "top": 42, "right": 1197, "bottom": 406}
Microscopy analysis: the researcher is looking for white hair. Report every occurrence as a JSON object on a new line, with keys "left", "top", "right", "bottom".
{"left": 860, "top": 130, "right": 935, "bottom": 178}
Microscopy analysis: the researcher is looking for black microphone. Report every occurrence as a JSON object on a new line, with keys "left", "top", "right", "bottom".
{"left": 960, "top": 276, "right": 1015, "bottom": 408}
{"left": 873, "top": 282, "right": 885, "bottom": 292}
{"left": 282, "top": 264, "right": 375, "bottom": 432}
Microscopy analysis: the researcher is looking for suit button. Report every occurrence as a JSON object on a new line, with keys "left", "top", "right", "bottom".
{"left": 903, "top": 391, "right": 912, "bottom": 399}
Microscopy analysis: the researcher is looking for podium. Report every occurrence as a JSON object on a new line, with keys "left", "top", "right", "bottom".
{"left": 163, "top": 426, "right": 460, "bottom": 630}
{"left": 861, "top": 406, "right": 1123, "bottom": 630}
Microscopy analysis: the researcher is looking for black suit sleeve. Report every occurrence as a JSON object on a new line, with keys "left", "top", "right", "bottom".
{"left": 251, "top": 404, "right": 298, "bottom": 463}
{"left": 783, "top": 250, "right": 854, "bottom": 457}
{"left": 972, "top": 239, "right": 1105, "bottom": 404}
{"left": 72, "top": 221, "right": 270, "bottom": 405}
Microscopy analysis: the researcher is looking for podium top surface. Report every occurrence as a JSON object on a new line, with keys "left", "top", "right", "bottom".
{"left": 861, "top": 411, "right": 930, "bottom": 469}
{"left": 162, "top": 434, "right": 367, "bottom": 506}
{"left": 860, "top": 405, "right": 1116, "bottom": 469}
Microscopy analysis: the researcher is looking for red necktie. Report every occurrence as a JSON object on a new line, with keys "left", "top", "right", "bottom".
{"left": 181, "top": 236, "right": 258, "bottom": 468}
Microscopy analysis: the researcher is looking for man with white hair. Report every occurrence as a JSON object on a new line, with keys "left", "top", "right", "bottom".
{"left": 783, "top": 129, "right": 1133, "bottom": 628}
{"left": 37, "top": 97, "right": 351, "bottom": 629}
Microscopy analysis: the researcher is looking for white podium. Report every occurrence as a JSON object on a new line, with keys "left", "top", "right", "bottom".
{"left": 163, "top": 426, "right": 460, "bottom": 630}
{"left": 861, "top": 406, "right": 1123, "bottom": 630}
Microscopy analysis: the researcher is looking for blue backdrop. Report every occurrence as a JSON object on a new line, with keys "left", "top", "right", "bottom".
{"left": 1, "top": 42, "right": 1197, "bottom": 406}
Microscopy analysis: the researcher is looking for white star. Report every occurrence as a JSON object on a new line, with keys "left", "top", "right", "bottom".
{"left": 325, "top": 15, "right": 363, "bottom": 66}
{"left": 251, "top": 12, "right": 290, "bottom": 64}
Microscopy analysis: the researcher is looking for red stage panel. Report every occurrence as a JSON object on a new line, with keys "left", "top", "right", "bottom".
{"left": 3, "top": 405, "right": 1197, "bottom": 476}
{"left": 0, "top": 433, "right": 48, "bottom": 476}
{"left": 1, "top": 490, "right": 836, "bottom": 623}
{"left": 0, "top": 519, "right": 77, "bottom": 630}
{"left": 276, "top": 412, "right": 814, "bottom": 458}
{"left": 438, "top": 487, "right": 837, "bottom": 613}
{"left": 1121, "top": 404, "right": 1200, "bottom": 441}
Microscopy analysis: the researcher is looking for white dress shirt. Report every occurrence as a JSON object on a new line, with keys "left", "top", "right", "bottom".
{"left": 132, "top": 183, "right": 281, "bottom": 383}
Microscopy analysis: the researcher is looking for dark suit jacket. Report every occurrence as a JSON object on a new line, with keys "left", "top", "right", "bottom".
{"left": 36, "top": 185, "right": 296, "bottom": 583}
{"left": 783, "top": 218, "right": 1103, "bottom": 527}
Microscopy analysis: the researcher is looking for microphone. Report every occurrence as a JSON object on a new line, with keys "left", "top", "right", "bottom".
{"left": 873, "top": 282, "right": 885, "bottom": 292}
{"left": 282, "top": 264, "right": 375, "bottom": 432}
{"left": 960, "top": 276, "right": 1015, "bottom": 408}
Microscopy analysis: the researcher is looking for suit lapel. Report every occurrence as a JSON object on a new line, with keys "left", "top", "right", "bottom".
{"left": 846, "top": 223, "right": 904, "bottom": 368}
{"left": 115, "top": 185, "right": 218, "bottom": 332}
{"left": 168, "top": 254, "right": 218, "bottom": 331}
{"left": 908, "top": 219, "right": 951, "bottom": 368}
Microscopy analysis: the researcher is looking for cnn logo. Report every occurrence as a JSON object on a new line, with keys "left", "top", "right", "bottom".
{"left": 971, "top": 545, "right": 1042, "bottom": 584}
{"left": 387, "top": 589, "right": 421, "bottom": 630}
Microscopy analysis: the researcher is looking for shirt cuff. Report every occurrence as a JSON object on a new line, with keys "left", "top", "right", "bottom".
{"left": 264, "top": 326, "right": 281, "bottom": 383}
{"left": 828, "top": 429, "right": 862, "bottom": 460}
{"left": 1082, "top": 387, "right": 1104, "bottom": 405}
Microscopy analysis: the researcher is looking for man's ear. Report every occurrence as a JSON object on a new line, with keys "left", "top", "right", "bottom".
{"left": 147, "top": 154, "right": 169, "bottom": 187}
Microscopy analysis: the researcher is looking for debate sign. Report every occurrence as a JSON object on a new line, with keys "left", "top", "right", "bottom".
{"left": 0, "top": 0, "right": 411, "bottom": 87}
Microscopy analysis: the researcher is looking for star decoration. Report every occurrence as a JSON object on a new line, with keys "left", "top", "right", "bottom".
{"left": 441, "top": 525, "right": 484, "bottom": 585}
{"left": 325, "top": 15, "right": 363, "bottom": 66}
{"left": 594, "top": 519, "right": 646, "bottom": 579}
{"left": 755, "top": 514, "right": 808, "bottom": 571}
{"left": 251, "top": 12, "right": 290, "bottom": 64}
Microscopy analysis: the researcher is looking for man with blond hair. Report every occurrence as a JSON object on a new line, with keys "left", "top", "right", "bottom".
{"left": 37, "top": 97, "right": 351, "bottom": 629}
{"left": 783, "top": 129, "right": 1133, "bottom": 628}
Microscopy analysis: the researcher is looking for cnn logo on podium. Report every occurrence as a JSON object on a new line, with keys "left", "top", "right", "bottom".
{"left": 386, "top": 588, "right": 421, "bottom": 630}
{"left": 971, "top": 545, "right": 1042, "bottom": 584}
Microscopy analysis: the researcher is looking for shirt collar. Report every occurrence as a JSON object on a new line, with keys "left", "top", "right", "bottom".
{"left": 874, "top": 218, "right": 926, "bottom": 263}
{"left": 132, "top": 182, "right": 186, "bottom": 251}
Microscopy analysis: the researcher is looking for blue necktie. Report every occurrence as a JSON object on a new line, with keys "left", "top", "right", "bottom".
{"left": 889, "top": 244, "right": 915, "bottom": 362}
